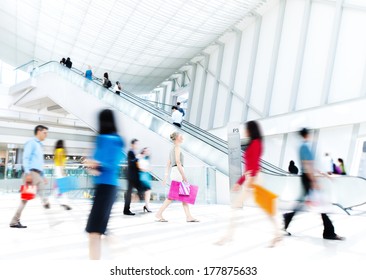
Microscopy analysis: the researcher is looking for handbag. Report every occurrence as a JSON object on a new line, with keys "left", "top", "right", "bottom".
{"left": 20, "top": 184, "right": 37, "bottom": 200}
{"left": 56, "top": 176, "right": 79, "bottom": 194}
{"left": 168, "top": 180, "right": 199, "bottom": 204}
{"left": 253, "top": 184, "right": 278, "bottom": 216}
{"left": 178, "top": 181, "right": 191, "bottom": 196}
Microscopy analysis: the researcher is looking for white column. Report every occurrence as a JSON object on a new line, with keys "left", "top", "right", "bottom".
{"left": 224, "top": 29, "right": 242, "bottom": 124}
{"left": 320, "top": 0, "right": 344, "bottom": 105}
{"left": 288, "top": 0, "right": 312, "bottom": 112}
{"left": 263, "top": 0, "right": 287, "bottom": 117}
{"left": 242, "top": 14, "right": 262, "bottom": 121}
{"left": 186, "top": 64, "right": 196, "bottom": 121}
{"left": 196, "top": 54, "right": 209, "bottom": 126}
{"left": 208, "top": 43, "right": 224, "bottom": 129}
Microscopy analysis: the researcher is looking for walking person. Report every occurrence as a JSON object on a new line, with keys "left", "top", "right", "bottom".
{"left": 53, "top": 140, "right": 72, "bottom": 210}
{"left": 155, "top": 132, "right": 198, "bottom": 222}
{"left": 10, "top": 125, "right": 50, "bottom": 228}
{"left": 123, "top": 139, "right": 142, "bottom": 216}
{"left": 216, "top": 121, "right": 281, "bottom": 247}
{"left": 85, "top": 109, "right": 125, "bottom": 260}
{"left": 138, "top": 147, "right": 152, "bottom": 213}
{"left": 283, "top": 128, "right": 345, "bottom": 240}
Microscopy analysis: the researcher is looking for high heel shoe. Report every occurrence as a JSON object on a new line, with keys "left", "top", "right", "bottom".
{"left": 143, "top": 206, "right": 152, "bottom": 213}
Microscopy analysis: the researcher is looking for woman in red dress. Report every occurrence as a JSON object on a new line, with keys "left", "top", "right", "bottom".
{"left": 217, "top": 121, "right": 281, "bottom": 247}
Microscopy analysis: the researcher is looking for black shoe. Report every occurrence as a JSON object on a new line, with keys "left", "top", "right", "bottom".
{"left": 43, "top": 203, "right": 50, "bottom": 209}
{"left": 323, "top": 235, "right": 345, "bottom": 241}
{"left": 123, "top": 211, "right": 135, "bottom": 216}
{"left": 10, "top": 222, "right": 27, "bottom": 228}
{"left": 61, "top": 204, "right": 72, "bottom": 210}
{"left": 143, "top": 206, "right": 152, "bottom": 213}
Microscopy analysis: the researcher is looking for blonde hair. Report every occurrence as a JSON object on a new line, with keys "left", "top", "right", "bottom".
{"left": 170, "top": 131, "right": 180, "bottom": 141}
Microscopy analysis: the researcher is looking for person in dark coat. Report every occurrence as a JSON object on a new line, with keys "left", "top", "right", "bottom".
{"left": 123, "top": 139, "right": 142, "bottom": 215}
{"left": 288, "top": 160, "right": 299, "bottom": 174}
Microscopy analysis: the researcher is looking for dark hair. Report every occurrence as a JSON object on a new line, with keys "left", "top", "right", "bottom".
{"left": 131, "top": 138, "right": 138, "bottom": 145}
{"left": 116, "top": 81, "right": 120, "bottom": 85}
{"left": 55, "top": 140, "right": 64, "bottom": 149}
{"left": 299, "top": 128, "right": 309, "bottom": 138}
{"left": 177, "top": 102, "right": 181, "bottom": 106}
{"left": 338, "top": 158, "right": 344, "bottom": 164}
{"left": 34, "top": 125, "right": 48, "bottom": 135}
{"left": 289, "top": 160, "right": 295, "bottom": 166}
{"left": 104, "top": 72, "right": 109, "bottom": 79}
{"left": 246, "top": 121, "right": 262, "bottom": 141}
{"left": 172, "top": 106, "right": 178, "bottom": 110}
{"left": 141, "top": 147, "right": 150, "bottom": 159}
{"left": 98, "top": 109, "right": 117, "bottom": 134}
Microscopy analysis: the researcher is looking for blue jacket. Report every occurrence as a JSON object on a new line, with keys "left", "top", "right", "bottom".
{"left": 93, "top": 134, "right": 125, "bottom": 186}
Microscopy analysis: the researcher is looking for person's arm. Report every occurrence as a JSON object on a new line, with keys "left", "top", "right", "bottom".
{"left": 162, "top": 158, "right": 171, "bottom": 186}
{"left": 175, "top": 147, "right": 187, "bottom": 182}
{"left": 22, "top": 141, "right": 33, "bottom": 174}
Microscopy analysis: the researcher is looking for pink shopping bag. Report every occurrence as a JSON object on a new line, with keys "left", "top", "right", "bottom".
{"left": 168, "top": 180, "right": 199, "bottom": 205}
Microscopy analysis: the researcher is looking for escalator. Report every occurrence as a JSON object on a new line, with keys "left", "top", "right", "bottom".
{"left": 19, "top": 61, "right": 289, "bottom": 177}
{"left": 9, "top": 61, "right": 366, "bottom": 212}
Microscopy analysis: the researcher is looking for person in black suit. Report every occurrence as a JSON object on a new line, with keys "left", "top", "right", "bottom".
{"left": 65, "top": 57, "right": 72, "bottom": 69}
{"left": 123, "top": 139, "right": 142, "bottom": 215}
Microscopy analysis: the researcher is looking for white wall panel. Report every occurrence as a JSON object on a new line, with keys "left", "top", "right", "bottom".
{"left": 270, "top": 0, "right": 305, "bottom": 116}
{"left": 188, "top": 65, "right": 203, "bottom": 124}
{"left": 234, "top": 22, "right": 255, "bottom": 99}
{"left": 296, "top": 2, "right": 335, "bottom": 110}
{"left": 229, "top": 96, "right": 244, "bottom": 123}
{"left": 208, "top": 48, "right": 219, "bottom": 73}
{"left": 262, "top": 134, "right": 283, "bottom": 166}
{"left": 247, "top": 108, "right": 261, "bottom": 121}
{"left": 220, "top": 33, "right": 236, "bottom": 86}
{"left": 328, "top": 8, "right": 366, "bottom": 102}
{"left": 250, "top": 6, "right": 279, "bottom": 114}
{"left": 213, "top": 85, "right": 229, "bottom": 128}
{"left": 200, "top": 75, "right": 215, "bottom": 129}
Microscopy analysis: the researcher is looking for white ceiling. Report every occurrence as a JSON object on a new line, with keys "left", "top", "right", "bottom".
{"left": 0, "top": 0, "right": 271, "bottom": 94}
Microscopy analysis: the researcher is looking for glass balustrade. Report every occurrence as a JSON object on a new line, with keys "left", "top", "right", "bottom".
{"left": 0, "top": 164, "right": 217, "bottom": 204}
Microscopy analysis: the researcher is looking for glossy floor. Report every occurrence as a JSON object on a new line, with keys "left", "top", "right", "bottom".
{"left": 1, "top": 193, "right": 365, "bottom": 267}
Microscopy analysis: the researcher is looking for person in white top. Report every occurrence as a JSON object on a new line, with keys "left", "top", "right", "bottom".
{"left": 114, "top": 81, "right": 122, "bottom": 95}
{"left": 171, "top": 106, "right": 183, "bottom": 128}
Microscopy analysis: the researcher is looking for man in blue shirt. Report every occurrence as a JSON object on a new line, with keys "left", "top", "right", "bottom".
{"left": 10, "top": 125, "right": 50, "bottom": 228}
{"left": 283, "top": 128, "right": 344, "bottom": 240}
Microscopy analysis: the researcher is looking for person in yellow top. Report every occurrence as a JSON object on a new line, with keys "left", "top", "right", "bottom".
{"left": 54, "top": 140, "right": 72, "bottom": 210}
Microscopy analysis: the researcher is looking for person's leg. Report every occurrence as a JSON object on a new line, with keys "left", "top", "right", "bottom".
{"left": 284, "top": 173, "right": 310, "bottom": 231}
{"left": 144, "top": 190, "right": 151, "bottom": 211}
{"left": 89, "top": 233, "right": 102, "bottom": 260}
{"left": 32, "top": 171, "right": 50, "bottom": 207}
{"left": 10, "top": 200, "right": 28, "bottom": 226}
{"left": 182, "top": 202, "right": 198, "bottom": 222}
{"left": 123, "top": 181, "right": 133, "bottom": 214}
{"left": 321, "top": 213, "right": 335, "bottom": 238}
{"left": 155, "top": 199, "right": 172, "bottom": 221}
{"left": 216, "top": 185, "right": 252, "bottom": 245}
